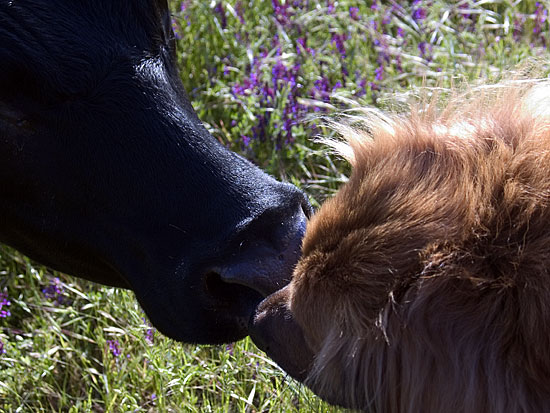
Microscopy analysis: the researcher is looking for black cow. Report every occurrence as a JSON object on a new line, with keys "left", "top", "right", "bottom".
{"left": 0, "top": 0, "right": 310, "bottom": 344}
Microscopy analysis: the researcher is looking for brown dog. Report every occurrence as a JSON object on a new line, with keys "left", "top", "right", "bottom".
{"left": 250, "top": 80, "right": 550, "bottom": 412}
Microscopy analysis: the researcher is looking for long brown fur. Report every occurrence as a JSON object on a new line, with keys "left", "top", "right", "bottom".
{"left": 289, "top": 80, "right": 550, "bottom": 411}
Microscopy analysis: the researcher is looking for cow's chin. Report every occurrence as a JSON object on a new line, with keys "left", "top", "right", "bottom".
{"left": 138, "top": 292, "right": 261, "bottom": 344}
{"left": 128, "top": 268, "right": 264, "bottom": 345}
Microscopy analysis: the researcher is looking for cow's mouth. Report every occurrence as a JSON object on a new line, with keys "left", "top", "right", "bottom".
{"left": 204, "top": 271, "right": 263, "bottom": 307}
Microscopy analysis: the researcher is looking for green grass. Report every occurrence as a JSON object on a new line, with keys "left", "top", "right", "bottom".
{"left": 1, "top": 0, "right": 549, "bottom": 411}
{"left": 0, "top": 247, "right": 336, "bottom": 412}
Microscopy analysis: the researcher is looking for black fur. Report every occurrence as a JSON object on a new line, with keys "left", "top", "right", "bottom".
{"left": 0, "top": 0, "right": 309, "bottom": 344}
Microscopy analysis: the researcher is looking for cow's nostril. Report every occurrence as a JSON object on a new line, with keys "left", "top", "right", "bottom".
{"left": 205, "top": 271, "right": 230, "bottom": 302}
{"left": 207, "top": 204, "right": 308, "bottom": 299}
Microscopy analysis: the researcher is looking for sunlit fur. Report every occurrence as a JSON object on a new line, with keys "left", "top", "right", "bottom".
{"left": 290, "top": 80, "right": 550, "bottom": 411}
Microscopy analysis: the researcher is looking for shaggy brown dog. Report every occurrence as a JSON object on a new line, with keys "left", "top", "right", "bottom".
{"left": 250, "top": 80, "right": 550, "bottom": 412}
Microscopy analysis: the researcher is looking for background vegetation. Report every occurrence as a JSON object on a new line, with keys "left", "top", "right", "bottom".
{"left": 1, "top": 1, "right": 549, "bottom": 411}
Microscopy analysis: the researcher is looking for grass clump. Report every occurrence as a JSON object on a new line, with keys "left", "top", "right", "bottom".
{"left": 173, "top": 0, "right": 549, "bottom": 200}
{"left": 2, "top": 0, "right": 550, "bottom": 411}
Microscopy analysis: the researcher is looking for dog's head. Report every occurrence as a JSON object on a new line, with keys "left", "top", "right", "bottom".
{"left": 251, "top": 81, "right": 550, "bottom": 411}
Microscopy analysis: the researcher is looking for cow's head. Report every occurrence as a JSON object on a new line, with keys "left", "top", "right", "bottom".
{"left": 0, "top": 0, "right": 310, "bottom": 344}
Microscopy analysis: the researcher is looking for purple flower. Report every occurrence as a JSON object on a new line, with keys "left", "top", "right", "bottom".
{"left": 235, "top": 1, "right": 245, "bottom": 25}
{"left": 534, "top": 2, "right": 548, "bottom": 35}
{"left": 242, "top": 135, "right": 251, "bottom": 147}
{"left": 332, "top": 33, "right": 347, "bottom": 58}
{"left": 374, "top": 65, "right": 384, "bottom": 81}
{"left": 374, "top": 37, "right": 391, "bottom": 64}
{"left": 0, "top": 338, "right": 5, "bottom": 355}
{"left": 296, "top": 37, "right": 307, "bottom": 54}
{"left": 296, "top": 37, "right": 315, "bottom": 55}
{"left": 145, "top": 328, "right": 154, "bottom": 344}
{"left": 214, "top": 2, "right": 227, "bottom": 29}
{"left": 413, "top": 8, "right": 427, "bottom": 21}
{"left": 282, "top": 112, "right": 293, "bottom": 132}
{"left": 42, "top": 277, "right": 66, "bottom": 305}
{"left": 272, "top": 61, "right": 287, "bottom": 81}
{"left": 418, "top": 41, "right": 433, "bottom": 60}
{"left": 371, "top": 0, "right": 379, "bottom": 11}
{"left": 0, "top": 292, "right": 10, "bottom": 318}
{"left": 107, "top": 339, "right": 122, "bottom": 358}
{"left": 370, "top": 64, "right": 384, "bottom": 92}
{"left": 272, "top": 0, "right": 292, "bottom": 25}
{"left": 412, "top": 1, "right": 427, "bottom": 21}
{"left": 179, "top": 2, "right": 191, "bottom": 27}
{"left": 171, "top": 18, "right": 182, "bottom": 40}
{"left": 395, "top": 55, "right": 403, "bottom": 73}
{"left": 355, "top": 71, "right": 367, "bottom": 89}
{"left": 141, "top": 317, "right": 156, "bottom": 344}
{"left": 382, "top": 7, "right": 393, "bottom": 26}
{"left": 458, "top": 1, "right": 471, "bottom": 21}
{"left": 252, "top": 112, "right": 271, "bottom": 142}
{"left": 261, "top": 84, "right": 275, "bottom": 99}
{"left": 349, "top": 7, "right": 359, "bottom": 20}
{"left": 356, "top": 77, "right": 367, "bottom": 97}
{"left": 513, "top": 15, "right": 525, "bottom": 42}
{"left": 249, "top": 71, "right": 259, "bottom": 88}
{"left": 232, "top": 83, "right": 246, "bottom": 96}
{"left": 312, "top": 76, "right": 331, "bottom": 102}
